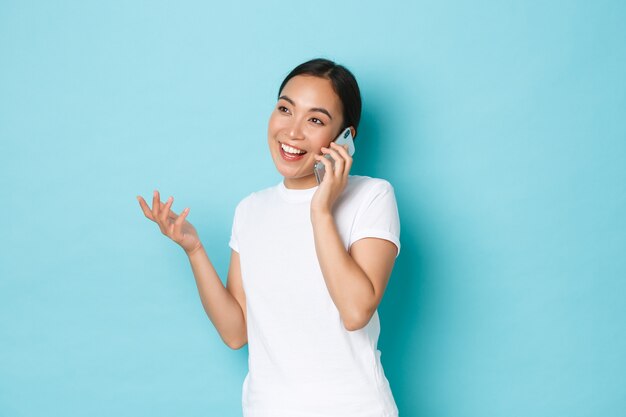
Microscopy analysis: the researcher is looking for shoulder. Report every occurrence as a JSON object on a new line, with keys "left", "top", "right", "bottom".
{"left": 345, "top": 175, "right": 396, "bottom": 199}
{"left": 233, "top": 182, "right": 281, "bottom": 213}
{"left": 334, "top": 175, "right": 398, "bottom": 214}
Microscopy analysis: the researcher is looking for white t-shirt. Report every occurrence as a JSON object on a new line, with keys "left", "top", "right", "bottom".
{"left": 229, "top": 175, "right": 401, "bottom": 417}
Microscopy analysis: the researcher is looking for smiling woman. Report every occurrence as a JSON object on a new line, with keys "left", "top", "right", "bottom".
{"left": 268, "top": 74, "right": 348, "bottom": 188}
{"left": 137, "top": 58, "right": 401, "bottom": 417}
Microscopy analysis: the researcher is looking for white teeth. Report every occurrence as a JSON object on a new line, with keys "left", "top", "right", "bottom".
{"left": 281, "top": 143, "right": 306, "bottom": 154}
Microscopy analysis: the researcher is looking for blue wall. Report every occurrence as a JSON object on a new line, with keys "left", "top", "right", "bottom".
{"left": 1, "top": 1, "right": 624, "bottom": 416}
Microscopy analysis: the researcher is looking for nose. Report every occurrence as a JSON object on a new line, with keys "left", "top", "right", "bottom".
{"left": 286, "top": 117, "right": 306, "bottom": 141}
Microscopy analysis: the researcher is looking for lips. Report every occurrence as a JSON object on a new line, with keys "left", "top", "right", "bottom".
{"left": 279, "top": 142, "right": 306, "bottom": 161}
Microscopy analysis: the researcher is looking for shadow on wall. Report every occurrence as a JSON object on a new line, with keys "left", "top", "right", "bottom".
{"left": 352, "top": 83, "right": 433, "bottom": 415}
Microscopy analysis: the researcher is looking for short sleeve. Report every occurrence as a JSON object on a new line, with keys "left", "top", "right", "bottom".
{"left": 228, "top": 200, "right": 245, "bottom": 253}
{"left": 349, "top": 180, "right": 401, "bottom": 258}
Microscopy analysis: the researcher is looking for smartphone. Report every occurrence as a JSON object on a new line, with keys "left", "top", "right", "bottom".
{"left": 314, "top": 127, "right": 356, "bottom": 184}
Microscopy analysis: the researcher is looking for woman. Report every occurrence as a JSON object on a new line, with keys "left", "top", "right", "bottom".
{"left": 137, "top": 58, "right": 401, "bottom": 417}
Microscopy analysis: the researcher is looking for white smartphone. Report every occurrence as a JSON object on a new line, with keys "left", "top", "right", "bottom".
{"left": 314, "top": 127, "right": 356, "bottom": 184}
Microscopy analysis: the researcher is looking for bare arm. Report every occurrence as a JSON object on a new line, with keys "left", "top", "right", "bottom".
{"left": 311, "top": 212, "right": 397, "bottom": 331}
{"left": 187, "top": 246, "right": 248, "bottom": 349}
{"left": 311, "top": 142, "right": 398, "bottom": 331}
{"left": 137, "top": 191, "right": 247, "bottom": 349}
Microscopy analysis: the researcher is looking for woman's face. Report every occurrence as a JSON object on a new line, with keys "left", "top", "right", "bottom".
{"left": 267, "top": 75, "right": 345, "bottom": 189}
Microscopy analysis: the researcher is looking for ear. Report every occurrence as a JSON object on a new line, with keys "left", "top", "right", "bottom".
{"left": 349, "top": 126, "right": 357, "bottom": 140}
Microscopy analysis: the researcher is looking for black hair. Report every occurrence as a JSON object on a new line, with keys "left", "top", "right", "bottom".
{"left": 278, "top": 58, "right": 362, "bottom": 138}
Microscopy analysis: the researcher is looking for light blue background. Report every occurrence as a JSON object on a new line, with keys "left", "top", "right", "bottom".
{"left": 1, "top": 1, "right": 625, "bottom": 416}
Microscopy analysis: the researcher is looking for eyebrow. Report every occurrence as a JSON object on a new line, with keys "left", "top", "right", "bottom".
{"left": 278, "top": 95, "right": 333, "bottom": 120}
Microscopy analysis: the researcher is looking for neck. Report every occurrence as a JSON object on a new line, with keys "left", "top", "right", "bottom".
{"left": 283, "top": 173, "right": 318, "bottom": 189}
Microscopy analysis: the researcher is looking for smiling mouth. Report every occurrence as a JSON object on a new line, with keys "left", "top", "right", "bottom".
{"left": 279, "top": 142, "right": 307, "bottom": 161}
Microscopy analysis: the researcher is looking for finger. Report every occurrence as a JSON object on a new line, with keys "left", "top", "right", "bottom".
{"left": 323, "top": 146, "right": 345, "bottom": 178}
{"left": 160, "top": 196, "right": 174, "bottom": 225}
{"left": 152, "top": 190, "right": 161, "bottom": 219}
{"left": 331, "top": 141, "right": 351, "bottom": 160}
{"left": 334, "top": 142, "right": 353, "bottom": 177}
{"left": 314, "top": 153, "right": 334, "bottom": 183}
{"left": 166, "top": 206, "right": 179, "bottom": 219}
{"left": 173, "top": 207, "right": 190, "bottom": 240}
{"left": 156, "top": 200, "right": 179, "bottom": 219}
{"left": 137, "top": 196, "right": 156, "bottom": 221}
{"left": 344, "top": 153, "right": 353, "bottom": 177}
{"left": 330, "top": 142, "right": 352, "bottom": 175}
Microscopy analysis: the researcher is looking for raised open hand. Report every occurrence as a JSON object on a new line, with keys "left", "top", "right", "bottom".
{"left": 136, "top": 190, "right": 202, "bottom": 255}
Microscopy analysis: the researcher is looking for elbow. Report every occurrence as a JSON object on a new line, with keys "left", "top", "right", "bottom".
{"left": 225, "top": 338, "right": 248, "bottom": 350}
{"left": 343, "top": 321, "right": 365, "bottom": 332}
{"left": 222, "top": 322, "right": 248, "bottom": 350}
{"left": 224, "top": 332, "right": 248, "bottom": 350}
{"left": 342, "top": 308, "right": 375, "bottom": 331}
{"left": 229, "top": 342, "right": 248, "bottom": 350}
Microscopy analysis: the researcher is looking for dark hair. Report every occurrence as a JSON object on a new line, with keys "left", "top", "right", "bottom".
{"left": 278, "top": 58, "right": 362, "bottom": 138}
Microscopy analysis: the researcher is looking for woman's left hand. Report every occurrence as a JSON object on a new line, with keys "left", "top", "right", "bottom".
{"left": 311, "top": 141, "right": 352, "bottom": 216}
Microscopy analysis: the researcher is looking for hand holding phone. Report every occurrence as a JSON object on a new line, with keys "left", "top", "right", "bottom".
{"left": 314, "top": 127, "right": 355, "bottom": 184}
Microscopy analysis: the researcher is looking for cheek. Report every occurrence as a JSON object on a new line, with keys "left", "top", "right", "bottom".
{"left": 267, "top": 115, "right": 277, "bottom": 136}
{"left": 268, "top": 112, "right": 289, "bottom": 136}
{"left": 311, "top": 131, "right": 333, "bottom": 150}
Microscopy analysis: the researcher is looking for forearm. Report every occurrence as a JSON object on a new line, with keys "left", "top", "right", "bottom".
{"left": 311, "top": 211, "right": 376, "bottom": 330}
{"left": 186, "top": 245, "right": 247, "bottom": 348}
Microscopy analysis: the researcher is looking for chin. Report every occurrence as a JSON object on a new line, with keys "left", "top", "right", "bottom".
{"left": 276, "top": 166, "right": 305, "bottom": 179}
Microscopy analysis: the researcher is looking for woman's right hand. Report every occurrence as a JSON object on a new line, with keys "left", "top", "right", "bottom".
{"left": 136, "top": 190, "right": 203, "bottom": 255}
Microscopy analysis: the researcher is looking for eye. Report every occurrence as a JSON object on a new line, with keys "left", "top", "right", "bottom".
{"left": 277, "top": 105, "right": 290, "bottom": 114}
{"left": 310, "top": 117, "right": 324, "bottom": 125}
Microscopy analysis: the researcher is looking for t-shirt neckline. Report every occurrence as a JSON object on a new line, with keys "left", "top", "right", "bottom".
{"left": 277, "top": 180, "right": 318, "bottom": 203}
